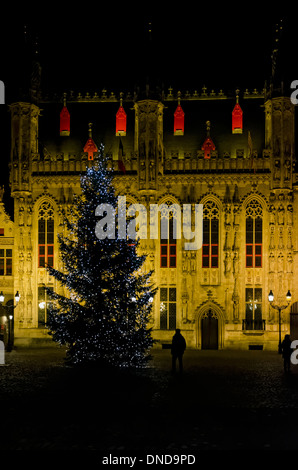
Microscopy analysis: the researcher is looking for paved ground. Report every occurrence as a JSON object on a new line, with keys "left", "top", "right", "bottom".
{"left": 1, "top": 346, "right": 298, "bottom": 455}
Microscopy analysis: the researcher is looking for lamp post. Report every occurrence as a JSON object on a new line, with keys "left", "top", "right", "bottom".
{"left": 268, "top": 290, "right": 291, "bottom": 354}
{"left": 0, "top": 291, "right": 20, "bottom": 351}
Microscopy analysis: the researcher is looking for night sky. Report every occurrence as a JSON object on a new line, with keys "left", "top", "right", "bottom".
{"left": 1, "top": 7, "right": 297, "bottom": 99}
{"left": 0, "top": 6, "right": 297, "bottom": 213}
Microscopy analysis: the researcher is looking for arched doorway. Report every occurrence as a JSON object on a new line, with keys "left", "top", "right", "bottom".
{"left": 201, "top": 309, "right": 218, "bottom": 350}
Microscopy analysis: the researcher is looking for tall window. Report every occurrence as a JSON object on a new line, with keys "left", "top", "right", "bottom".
{"left": 0, "top": 249, "right": 12, "bottom": 275}
{"left": 160, "top": 217, "right": 177, "bottom": 268}
{"left": 245, "top": 199, "right": 263, "bottom": 268}
{"left": 245, "top": 287, "right": 263, "bottom": 330}
{"left": 160, "top": 203, "right": 177, "bottom": 268}
{"left": 38, "top": 201, "right": 54, "bottom": 268}
{"left": 38, "top": 285, "right": 53, "bottom": 328}
{"left": 202, "top": 201, "right": 219, "bottom": 268}
{"left": 160, "top": 287, "right": 176, "bottom": 330}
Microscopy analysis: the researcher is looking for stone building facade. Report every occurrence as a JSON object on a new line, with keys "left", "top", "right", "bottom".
{"left": 3, "top": 82, "right": 298, "bottom": 350}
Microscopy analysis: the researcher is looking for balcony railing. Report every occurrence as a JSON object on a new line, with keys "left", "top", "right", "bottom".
{"left": 242, "top": 319, "right": 266, "bottom": 331}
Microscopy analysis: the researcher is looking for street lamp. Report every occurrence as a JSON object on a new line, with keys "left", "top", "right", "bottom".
{"left": 268, "top": 290, "right": 291, "bottom": 354}
{"left": 0, "top": 291, "right": 20, "bottom": 305}
{"left": 15, "top": 291, "right": 20, "bottom": 303}
{"left": 0, "top": 291, "right": 21, "bottom": 351}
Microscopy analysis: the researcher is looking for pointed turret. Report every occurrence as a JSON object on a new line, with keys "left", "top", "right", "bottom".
{"left": 232, "top": 90, "right": 243, "bottom": 134}
{"left": 60, "top": 93, "right": 70, "bottom": 136}
{"left": 83, "top": 123, "right": 98, "bottom": 161}
{"left": 202, "top": 121, "right": 216, "bottom": 159}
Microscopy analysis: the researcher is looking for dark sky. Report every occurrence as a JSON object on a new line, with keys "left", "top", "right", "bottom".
{"left": 1, "top": 6, "right": 297, "bottom": 101}
{"left": 0, "top": 6, "right": 297, "bottom": 216}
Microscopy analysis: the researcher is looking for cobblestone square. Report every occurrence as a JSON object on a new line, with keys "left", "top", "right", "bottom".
{"left": 1, "top": 347, "right": 298, "bottom": 453}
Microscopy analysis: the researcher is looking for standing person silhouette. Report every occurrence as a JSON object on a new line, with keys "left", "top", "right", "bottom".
{"left": 281, "top": 334, "right": 292, "bottom": 373}
{"left": 171, "top": 328, "right": 186, "bottom": 373}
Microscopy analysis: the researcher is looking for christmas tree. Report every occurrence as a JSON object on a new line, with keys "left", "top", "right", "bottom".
{"left": 46, "top": 146, "right": 156, "bottom": 367}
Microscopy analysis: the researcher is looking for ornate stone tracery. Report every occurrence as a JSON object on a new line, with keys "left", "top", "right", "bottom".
{"left": 38, "top": 201, "right": 54, "bottom": 220}
{"left": 245, "top": 199, "right": 263, "bottom": 218}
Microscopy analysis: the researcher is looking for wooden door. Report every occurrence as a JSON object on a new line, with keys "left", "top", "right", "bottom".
{"left": 201, "top": 309, "right": 218, "bottom": 350}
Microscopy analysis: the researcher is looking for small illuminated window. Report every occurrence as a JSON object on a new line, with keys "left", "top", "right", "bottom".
{"left": 0, "top": 249, "right": 12, "bottom": 275}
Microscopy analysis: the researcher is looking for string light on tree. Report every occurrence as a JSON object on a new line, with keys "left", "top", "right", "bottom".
{"left": 46, "top": 145, "right": 156, "bottom": 367}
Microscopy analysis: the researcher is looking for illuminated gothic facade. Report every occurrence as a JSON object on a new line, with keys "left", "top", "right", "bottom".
{"left": 2, "top": 82, "right": 298, "bottom": 350}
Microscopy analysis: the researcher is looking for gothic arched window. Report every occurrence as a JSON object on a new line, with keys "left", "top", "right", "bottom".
{"left": 159, "top": 201, "right": 179, "bottom": 268}
{"left": 202, "top": 200, "right": 219, "bottom": 268}
{"left": 245, "top": 199, "right": 263, "bottom": 268}
{"left": 38, "top": 201, "right": 54, "bottom": 268}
